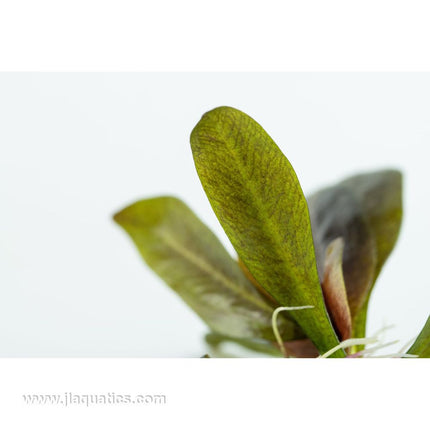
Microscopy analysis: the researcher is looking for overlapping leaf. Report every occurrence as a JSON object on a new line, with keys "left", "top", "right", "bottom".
{"left": 320, "top": 238, "right": 352, "bottom": 342}
{"left": 341, "top": 170, "right": 403, "bottom": 277}
{"left": 205, "top": 332, "right": 283, "bottom": 357}
{"left": 308, "top": 185, "right": 377, "bottom": 321}
{"left": 407, "top": 316, "right": 430, "bottom": 358}
{"left": 308, "top": 170, "right": 402, "bottom": 338}
{"left": 190, "top": 106, "right": 343, "bottom": 356}
{"left": 113, "top": 196, "right": 302, "bottom": 341}
{"left": 341, "top": 170, "right": 403, "bottom": 336}
{"left": 284, "top": 339, "right": 319, "bottom": 358}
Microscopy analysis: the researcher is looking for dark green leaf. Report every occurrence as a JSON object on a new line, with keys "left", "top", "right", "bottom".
{"left": 308, "top": 185, "right": 377, "bottom": 322}
{"left": 113, "top": 196, "right": 302, "bottom": 341}
{"left": 340, "top": 170, "right": 403, "bottom": 337}
{"left": 308, "top": 170, "right": 402, "bottom": 338}
{"left": 341, "top": 170, "right": 403, "bottom": 278}
{"left": 407, "top": 316, "right": 430, "bottom": 358}
{"left": 190, "top": 106, "right": 343, "bottom": 356}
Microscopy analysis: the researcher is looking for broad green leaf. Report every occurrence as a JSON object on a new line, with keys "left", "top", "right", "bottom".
{"left": 238, "top": 258, "right": 281, "bottom": 306}
{"left": 113, "top": 196, "right": 302, "bottom": 342}
{"left": 407, "top": 316, "right": 430, "bottom": 358}
{"left": 190, "top": 106, "right": 343, "bottom": 357}
{"left": 340, "top": 170, "right": 403, "bottom": 337}
{"left": 320, "top": 238, "right": 352, "bottom": 342}
{"left": 308, "top": 185, "right": 377, "bottom": 321}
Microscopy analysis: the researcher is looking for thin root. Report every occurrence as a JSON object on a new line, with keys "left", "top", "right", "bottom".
{"left": 318, "top": 337, "right": 378, "bottom": 358}
{"left": 271, "top": 306, "right": 314, "bottom": 357}
{"left": 357, "top": 340, "right": 399, "bottom": 357}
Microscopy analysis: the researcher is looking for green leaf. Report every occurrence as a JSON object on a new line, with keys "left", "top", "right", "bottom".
{"left": 238, "top": 257, "right": 281, "bottom": 306}
{"left": 190, "top": 106, "right": 343, "bottom": 357}
{"left": 407, "top": 316, "right": 430, "bottom": 358}
{"left": 113, "top": 196, "right": 302, "bottom": 342}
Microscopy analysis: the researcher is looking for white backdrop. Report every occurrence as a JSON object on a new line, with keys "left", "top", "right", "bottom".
{"left": 0, "top": 73, "right": 429, "bottom": 356}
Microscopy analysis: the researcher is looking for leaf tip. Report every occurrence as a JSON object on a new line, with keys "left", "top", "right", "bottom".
{"left": 190, "top": 106, "right": 244, "bottom": 145}
{"left": 112, "top": 207, "right": 128, "bottom": 227}
{"left": 112, "top": 196, "right": 180, "bottom": 231}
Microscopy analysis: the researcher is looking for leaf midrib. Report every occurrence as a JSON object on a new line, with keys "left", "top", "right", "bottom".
{"left": 200, "top": 131, "right": 313, "bottom": 298}
{"left": 158, "top": 230, "right": 275, "bottom": 314}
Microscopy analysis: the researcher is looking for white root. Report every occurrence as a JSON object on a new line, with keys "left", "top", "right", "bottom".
{"left": 271, "top": 306, "right": 314, "bottom": 357}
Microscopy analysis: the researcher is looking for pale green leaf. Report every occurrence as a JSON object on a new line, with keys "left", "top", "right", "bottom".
{"left": 113, "top": 196, "right": 302, "bottom": 342}
{"left": 190, "top": 106, "right": 343, "bottom": 356}
{"left": 205, "top": 332, "right": 283, "bottom": 357}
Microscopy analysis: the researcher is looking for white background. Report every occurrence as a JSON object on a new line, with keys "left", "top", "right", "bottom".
{"left": 0, "top": 73, "right": 429, "bottom": 357}
{"left": 1, "top": 2, "right": 430, "bottom": 428}
{"left": 1, "top": 359, "right": 428, "bottom": 430}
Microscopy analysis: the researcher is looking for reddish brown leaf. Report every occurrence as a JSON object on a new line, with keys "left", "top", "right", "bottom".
{"left": 321, "top": 238, "right": 352, "bottom": 341}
